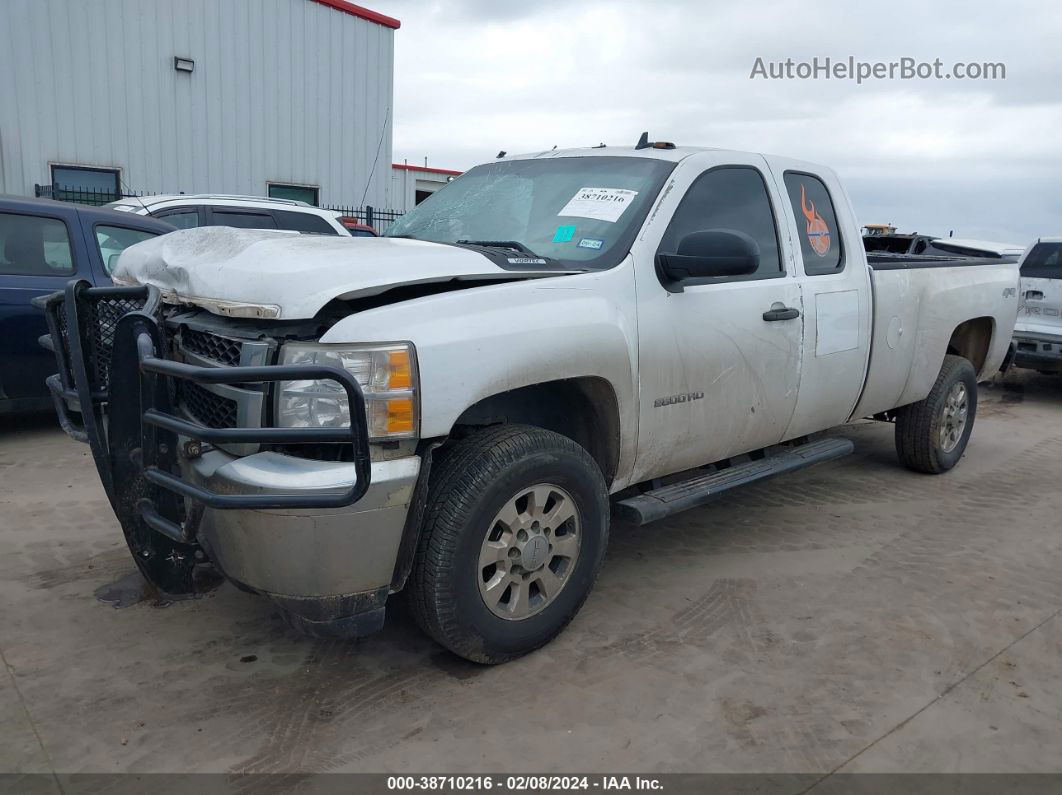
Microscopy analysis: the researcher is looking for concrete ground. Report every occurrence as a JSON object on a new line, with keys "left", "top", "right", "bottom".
{"left": 1, "top": 369, "right": 1061, "bottom": 778}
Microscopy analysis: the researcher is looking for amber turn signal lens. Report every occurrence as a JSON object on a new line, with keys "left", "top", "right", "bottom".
{"left": 385, "top": 398, "right": 415, "bottom": 434}
{"left": 387, "top": 350, "right": 412, "bottom": 389}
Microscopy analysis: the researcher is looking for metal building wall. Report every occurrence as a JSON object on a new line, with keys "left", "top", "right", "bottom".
{"left": 390, "top": 166, "right": 417, "bottom": 212}
{"left": 0, "top": 0, "right": 395, "bottom": 207}
{"left": 390, "top": 165, "right": 461, "bottom": 212}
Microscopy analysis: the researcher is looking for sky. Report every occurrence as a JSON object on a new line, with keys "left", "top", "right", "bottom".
{"left": 371, "top": 0, "right": 1062, "bottom": 245}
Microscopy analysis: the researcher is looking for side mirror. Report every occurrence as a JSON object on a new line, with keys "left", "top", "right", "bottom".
{"left": 657, "top": 229, "right": 760, "bottom": 289}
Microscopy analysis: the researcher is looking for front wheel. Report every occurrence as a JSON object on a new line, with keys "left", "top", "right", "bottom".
{"left": 407, "top": 425, "right": 609, "bottom": 664}
{"left": 895, "top": 354, "right": 978, "bottom": 474}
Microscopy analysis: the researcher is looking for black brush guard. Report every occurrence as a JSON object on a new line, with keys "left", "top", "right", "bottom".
{"left": 39, "top": 280, "right": 372, "bottom": 595}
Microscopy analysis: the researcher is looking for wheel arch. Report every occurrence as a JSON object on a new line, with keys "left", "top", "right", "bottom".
{"left": 946, "top": 316, "right": 995, "bottom": 378}
{"left": 446, "top": 377, "right": 622, "bottom": 488}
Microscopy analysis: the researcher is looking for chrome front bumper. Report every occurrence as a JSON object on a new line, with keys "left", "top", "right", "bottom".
{"left": 184, "top": 450, "right": 421, "bottom": 599}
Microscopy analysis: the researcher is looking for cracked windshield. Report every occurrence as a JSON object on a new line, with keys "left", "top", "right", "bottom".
{"left": 385, "top": 156, "right": 674, "bottom": 268}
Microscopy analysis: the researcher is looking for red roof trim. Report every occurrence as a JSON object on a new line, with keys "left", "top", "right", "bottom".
{"left": 392, "top": 163, "right": 463, "bottom": 176}
{"left": 308, "top": 0, "right": 400, "bottom": 29}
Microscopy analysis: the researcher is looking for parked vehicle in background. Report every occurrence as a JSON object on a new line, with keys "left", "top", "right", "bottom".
{"left": 41, "top": 141, "right": 1019, "bottom": 663}
{"left": 333, "top": 215, "right": 379, "bottom": 236}
{"left": 105, "top": 194, "right": 351, "bottom": 236}
{"left": 931, "top": 238, "right": 1025, "bottom": 260}
{"left": 862, "top": 226, "right": 1024, "bottom": 261}
{"left": 1013, "top": 237, "right": 1062, "bottom": 374}
{"left": 0, "top": 196, "right": 174, "bottom": 413}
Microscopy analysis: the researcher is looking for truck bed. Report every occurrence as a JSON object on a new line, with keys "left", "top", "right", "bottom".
{"left": 853, "top": 255, "right": 1019, "bottom": 419}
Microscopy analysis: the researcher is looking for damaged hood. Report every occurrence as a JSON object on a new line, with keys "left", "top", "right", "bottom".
{"left": 113, "top": 227, "right": 574, "bottom": 319}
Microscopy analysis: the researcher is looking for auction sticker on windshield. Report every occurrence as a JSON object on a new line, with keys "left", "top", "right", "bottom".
{"left": 558, "top": 188, "right": 639, "bottom": 223}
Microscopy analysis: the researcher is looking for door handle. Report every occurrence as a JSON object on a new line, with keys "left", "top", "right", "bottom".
{"left": 1025, "top": 290, "right": 1044, "bottom": 300}
{"left": 763, "top": 304, "right": 800, "bottom": 322}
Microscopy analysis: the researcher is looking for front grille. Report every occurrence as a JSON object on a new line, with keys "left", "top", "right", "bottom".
{"left": 180, "top": 381, "right": 238, "bottom": 429}
{"left": 172, "top": 324, "right": 271, "bottom": 452}
{"left": 180, "top": 329, "right": 243, "bottom": 366}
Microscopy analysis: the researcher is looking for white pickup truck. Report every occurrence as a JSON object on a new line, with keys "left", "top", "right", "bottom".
{"left": 42, "top": 139, "right": 1019, "bottom": 663}
{"left": 1013, "top": 237, "right": 1062, "bottom": 373}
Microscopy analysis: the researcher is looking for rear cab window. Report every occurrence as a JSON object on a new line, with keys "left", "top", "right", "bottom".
{"left": 0, "top": 212, "right": 74, "bottom": 276}
{"left": 783, "top": 172, "right": 844, "bottom": 275}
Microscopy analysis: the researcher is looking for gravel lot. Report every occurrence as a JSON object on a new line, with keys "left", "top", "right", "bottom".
{"left": 2, "top": 369, "right": 1061, "bottom": 777}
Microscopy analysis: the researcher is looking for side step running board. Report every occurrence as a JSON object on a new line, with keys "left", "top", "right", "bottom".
{"left": 614, "top": 437, "right": 854, "bottom": 525}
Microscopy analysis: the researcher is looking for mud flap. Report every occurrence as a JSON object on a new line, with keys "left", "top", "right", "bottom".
{"left": 106, "top": 312, "right": 199, "bottom": 595}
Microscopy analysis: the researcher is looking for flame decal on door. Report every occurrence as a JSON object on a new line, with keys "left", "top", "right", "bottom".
{"left": 800, "top": 184, "right": 831, "bottom": 256}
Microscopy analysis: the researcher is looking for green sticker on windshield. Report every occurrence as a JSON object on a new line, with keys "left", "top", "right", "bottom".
{"left": 552, "top": 225, "right": 576, "bottom": 243}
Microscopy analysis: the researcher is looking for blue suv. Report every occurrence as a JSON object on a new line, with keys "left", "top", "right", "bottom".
{"left": 0, "top": 196, "right": 174, "bottom": 413}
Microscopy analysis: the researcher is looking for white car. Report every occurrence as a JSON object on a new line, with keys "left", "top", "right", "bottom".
{"left": 1013, "top": 237, "right": 1062, "bottom": 373}
{"left": 105, "top": 194, "right": 351, "bottom": 236}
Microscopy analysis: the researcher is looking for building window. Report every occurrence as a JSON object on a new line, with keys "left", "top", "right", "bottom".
{"left": 50, "top": 165, "right": 121, "bottom": 204}
{"left": 268, "top": 183, "right": 319, "bottom": 206}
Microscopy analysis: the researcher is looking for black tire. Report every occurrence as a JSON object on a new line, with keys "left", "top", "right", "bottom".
{"left": 407, "top": 424, "right": 609, "bottom": 664}
{"left": 895, "top": 354, "right": 978, "bottom": 474}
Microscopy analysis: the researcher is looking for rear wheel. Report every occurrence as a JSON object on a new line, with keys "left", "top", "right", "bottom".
{"left": 895, "top": 354, "right": 977, "bottom": 474}
{"left": 408, "top": 425, "right": 609, "bottom": 664}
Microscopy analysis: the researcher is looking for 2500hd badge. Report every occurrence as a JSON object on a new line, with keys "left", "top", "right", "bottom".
{"left": 654, "top": 391, "right": 705, "bottom": 408}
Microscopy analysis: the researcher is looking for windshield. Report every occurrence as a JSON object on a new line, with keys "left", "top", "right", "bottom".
{"left": 385, "top": 156, "right": 675, "bottom": 269}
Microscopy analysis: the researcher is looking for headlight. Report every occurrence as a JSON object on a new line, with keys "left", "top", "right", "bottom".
{"left": 277, "top": 342, "right": 418, "bottom": 440}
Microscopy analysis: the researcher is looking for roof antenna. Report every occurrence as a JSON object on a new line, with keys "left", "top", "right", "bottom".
{"left": 118, "top": 173, "right": 151, "bottom": 215}
{"left": 635, "top": 131, "right": 650, "bottom": 150}
{"left": 496, "top": 150, "right": 506, "bottom": 159}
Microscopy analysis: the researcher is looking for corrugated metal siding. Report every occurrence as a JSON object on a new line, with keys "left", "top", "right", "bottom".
{"left": 0, "top": 0, "right": 394, "bottom": 207}
{"left": 390, "top": 166, "right": 416, "bottom": 212}
{"left": 390, "top": 166, "right": 458, "bottom": 212}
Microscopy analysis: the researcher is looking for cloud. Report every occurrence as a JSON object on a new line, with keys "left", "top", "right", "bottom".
{"left": 375, "top": 0, "right": 1061, "bottom": 242}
